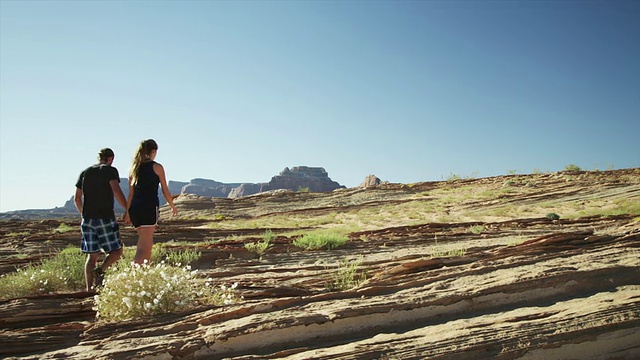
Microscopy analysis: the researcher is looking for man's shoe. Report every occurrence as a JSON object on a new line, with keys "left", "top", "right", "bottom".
{"left": 93, "top": 267, "right": 105, "bottom": 289}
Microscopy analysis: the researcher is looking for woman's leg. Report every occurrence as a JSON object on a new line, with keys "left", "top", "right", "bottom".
{"left": 134, "top": 226, "right": 155, "bottom": 264}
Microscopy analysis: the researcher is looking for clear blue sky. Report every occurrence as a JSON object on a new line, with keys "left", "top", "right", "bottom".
{"left": 1, "top": 0, "right": 639, "bottom": 212}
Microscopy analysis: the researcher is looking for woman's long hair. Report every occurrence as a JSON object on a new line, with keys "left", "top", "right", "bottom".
{"left": 129, "top": 139, "right": 158, "bottom": 186}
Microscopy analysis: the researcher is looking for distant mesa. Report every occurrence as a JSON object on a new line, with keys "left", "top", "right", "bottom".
{"left": 183, "top": 166, "right": 345, "bottom": 199}
{"left": 181, "top": 178, "right": 242, "bottom": 198}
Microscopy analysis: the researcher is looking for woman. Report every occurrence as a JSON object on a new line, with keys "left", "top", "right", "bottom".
{"left": 127, "top": 139, "right": 178, "bottom": 264}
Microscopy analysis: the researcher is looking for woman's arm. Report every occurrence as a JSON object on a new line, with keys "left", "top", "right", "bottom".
{"left": 125, "top": 177, "right": 135, "bottom": 223}
{"left": 154, "top": 163, "right": 177, "bottom": 215}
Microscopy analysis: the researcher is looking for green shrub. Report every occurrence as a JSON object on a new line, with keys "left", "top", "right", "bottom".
{"left": 293, "top": 232, "right": 348, "bottom": 250}
{"left": 0, "top": 246, "right": 85, "bottom": 300}
{"left": 53, "top": 223, "right": 75, "bottom": 233}
{"left": 469, "top": 225, "right": 485, "bottom": 234}
{"left": 0, "top": 245, "right": 210, "bottom": 304}
{"left": 564, "top": 164, "right": 582, "bottom": 172}
{"left": 297, "top": 186, "right": 310, "bottom": 193}
{"left": 546, "top": 213, "right": 561, "bottom": 220}
{"left": 94, "top": 262, "right": 240, "bottom": 321}
{"left": 245, "top": 230, "right": 275, "bottom": 256}
{"left": 327, "top": 258, "right": 367, "bottom": 291}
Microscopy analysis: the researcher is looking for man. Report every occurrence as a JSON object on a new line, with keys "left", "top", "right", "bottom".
{"left": 74, "top": 148, "right": 128, "bottom": 291}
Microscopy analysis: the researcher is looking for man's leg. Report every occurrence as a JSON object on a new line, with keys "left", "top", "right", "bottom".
{"left": 94, "top": 219, "right": 124, "bottom": 287}
{"left": 85, "top": 252, "right": 101, "bottom": 291}
{"left": 101, "top": 247, "right": 123, "bottom": 271}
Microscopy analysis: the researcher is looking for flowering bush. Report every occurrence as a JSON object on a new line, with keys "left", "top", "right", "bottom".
{"left": 94, "top": 261, "right": 240, "bottom": 321}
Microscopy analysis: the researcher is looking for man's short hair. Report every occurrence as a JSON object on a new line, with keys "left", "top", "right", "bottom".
{"left": 98, "top": 148, "right": 115, "bottom": 161}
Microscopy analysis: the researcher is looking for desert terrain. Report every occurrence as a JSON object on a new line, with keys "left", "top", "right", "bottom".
{"left": 1, "top": 169, "right": 639, "bottom": 359}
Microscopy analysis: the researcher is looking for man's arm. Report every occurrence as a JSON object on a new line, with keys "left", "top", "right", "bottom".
{"left": 110, "top": 180, "right": 128, "bottom": 210}
{"left": 74, "top": 187, "right": 83, "bottom": 215}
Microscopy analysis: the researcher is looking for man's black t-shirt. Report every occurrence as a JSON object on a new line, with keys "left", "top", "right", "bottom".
{"left": 76, "top": 164, "right": 120, "bottom": 219}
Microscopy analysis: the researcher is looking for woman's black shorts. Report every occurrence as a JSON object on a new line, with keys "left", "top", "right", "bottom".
{"left": 128, "top": 204, "right": 159, "bottom": 228}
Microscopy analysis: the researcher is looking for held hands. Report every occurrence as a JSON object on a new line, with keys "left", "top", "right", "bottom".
{"left": 123, "top": 212, "right": 131, "bottom": 225}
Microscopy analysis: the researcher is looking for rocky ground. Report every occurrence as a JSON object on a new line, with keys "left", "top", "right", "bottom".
{"left": 1, "top": 169, "right": 639, "bottom": 359}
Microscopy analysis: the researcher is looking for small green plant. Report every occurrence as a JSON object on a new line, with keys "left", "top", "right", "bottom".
{"left": 446, "top": 173, "right": 461, "bottom": 181}
{"left": 263, "top": 229, "right": 276, "bottom": 242}
{"left": 201, "top": 237, "right": 223, "bottom": 245}
{"left": 546, "top": 213, "right": 561, "bottom": 220}
{"left": 94, "top": 262, "right": 240, "bottom": 321}
{"left": 245, "top": 230, "right": 275, "bottom": 256}
{"left": 469, "top": 225, "right": 485, "bottom": 235}
{"left": 118, "top": 245, "right": 167, "bottom": 265}
{"left": 507, "top": 169, "right": 518, "bottom": 175}
{"left": 6, "top": 231, "right": 30, "bottom": 237}
{"left": 429, "top": 246, "right": 467, "bottom": 259}
{"left": 211, "top": 213, "right": 231, "bottom": 221}
{"left": 53, "top": 223, "right": 75, "bottom": 233}
{"left": 163, "top": 248, "right": 202, "bottom": 266}
{"left": 326, "top": 257, "right": 367, "bottom": 291}
{"left": 297, "top": 186, "right": 310, "bottom": 193}
{"left": 293, "top": 232, "right": 348, "bottom": 250}
{"left": 564, "top": 164, "right": 582, "bottom": 172}
{"left": 507, "top": 238, "right": 527, "bottom": 247}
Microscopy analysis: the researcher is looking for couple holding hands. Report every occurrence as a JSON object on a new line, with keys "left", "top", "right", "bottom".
{"left": 74, "top": 139, "right": 178, "bottom": 291}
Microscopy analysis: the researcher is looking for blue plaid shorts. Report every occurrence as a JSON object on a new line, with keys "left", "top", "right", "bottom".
{"left": 81, "top": 218, "right": 123, "bottom": 253}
